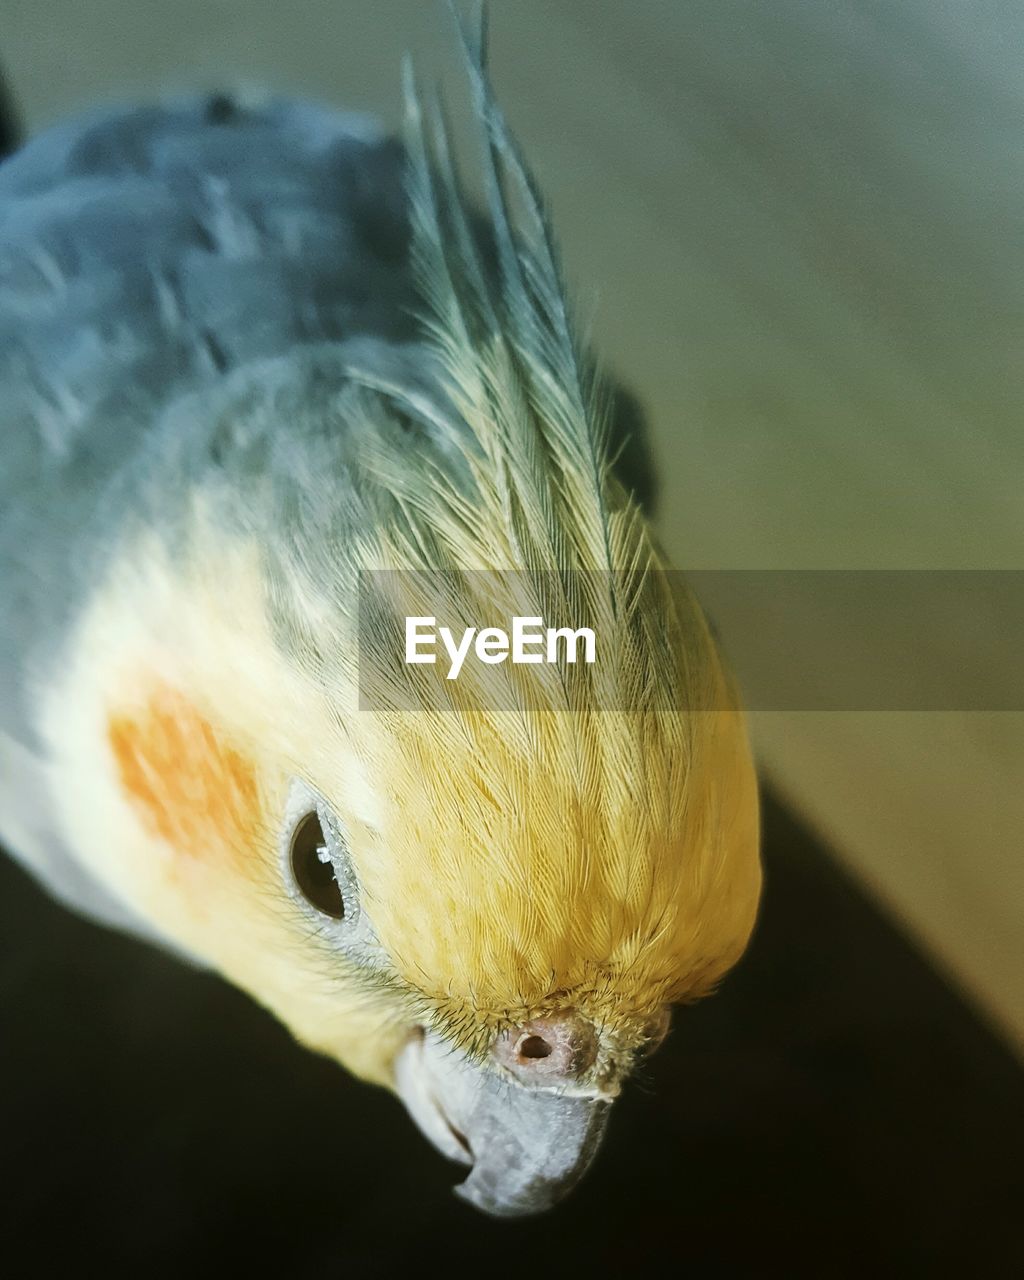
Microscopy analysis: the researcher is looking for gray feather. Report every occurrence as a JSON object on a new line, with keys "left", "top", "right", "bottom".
{"left": 0, "top": 94, "right": 424, "bottom": 925}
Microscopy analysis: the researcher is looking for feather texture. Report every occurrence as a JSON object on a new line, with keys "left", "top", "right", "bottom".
{"left": 1, "top": 13, "right": 761, "bottom": 1085}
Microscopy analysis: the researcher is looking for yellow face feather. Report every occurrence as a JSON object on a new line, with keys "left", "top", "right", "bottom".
{"left": 38, "top": 498, "right": 759, "bottom": 1092}
{"left": 36, "top": 522, "right": 403, "bottom": 1084}
{"left": 345, "top": 702, "right": 760, "bottom": 1047}
{"left": 340, "top": 550, "right": 761, "bottom": 1060}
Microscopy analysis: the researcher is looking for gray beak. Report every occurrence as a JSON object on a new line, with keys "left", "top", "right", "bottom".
{"left": 394, "top": 1020, "right": 613, "bottom": 1217}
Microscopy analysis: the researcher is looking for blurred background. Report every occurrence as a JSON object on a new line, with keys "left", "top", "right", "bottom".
{"left": 1, "top": 0, "right": 1021, "bottom": 1272}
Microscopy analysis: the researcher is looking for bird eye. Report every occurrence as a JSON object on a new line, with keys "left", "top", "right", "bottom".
{"left": 290, "top": 811, "right": 346, "bottom": 919}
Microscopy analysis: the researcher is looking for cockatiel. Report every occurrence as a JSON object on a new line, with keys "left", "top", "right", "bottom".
{"left": 0, "top": 13, "right": 761, "bottom": 1216}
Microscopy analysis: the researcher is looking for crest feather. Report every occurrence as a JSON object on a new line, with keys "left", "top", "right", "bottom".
{"left": 396, "top": 5, "right": 637, "bottom": 597}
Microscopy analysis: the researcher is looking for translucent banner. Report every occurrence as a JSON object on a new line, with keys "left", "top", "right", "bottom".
{"left": 356, "top": 570, "right": 1024, "bottom": 712}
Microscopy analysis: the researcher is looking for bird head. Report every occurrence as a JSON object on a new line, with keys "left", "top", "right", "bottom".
{"left": 42, "top": 15, "right": 761, "bottom": 1216}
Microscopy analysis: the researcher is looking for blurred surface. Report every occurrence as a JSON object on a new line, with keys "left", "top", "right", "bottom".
{"left": 2, "top": 0, "right": 1020, "bottom": 1048}
{"left": 2, "top": 793, "right": 1021, "bottom": 1273}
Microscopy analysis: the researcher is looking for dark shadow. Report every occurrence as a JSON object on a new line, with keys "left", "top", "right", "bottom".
{"left": 0, "top": 64, "right": 21, "bottom": 159}
{"left": 1, "top": 788, "right": 1020, "bottom": 1273}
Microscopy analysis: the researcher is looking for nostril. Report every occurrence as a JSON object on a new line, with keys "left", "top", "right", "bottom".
{"left": 493, "top": 1014, "right": 598, "bottom": 1082}
{"left": 517, "top": 1034, "right": 553, "bottom": 1062}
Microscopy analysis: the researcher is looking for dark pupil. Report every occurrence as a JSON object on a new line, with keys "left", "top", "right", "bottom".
{"left": 291, "top": 812, "right": 345, "bottom": 919}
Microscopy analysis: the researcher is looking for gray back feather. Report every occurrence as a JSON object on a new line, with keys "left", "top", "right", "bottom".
{"left": 0, "top": 93, "right": 417, "bottom": 744}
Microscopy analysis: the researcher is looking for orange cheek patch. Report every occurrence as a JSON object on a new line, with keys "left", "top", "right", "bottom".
{"left": 108, "top": 681, "right": 262, "bottom": 864}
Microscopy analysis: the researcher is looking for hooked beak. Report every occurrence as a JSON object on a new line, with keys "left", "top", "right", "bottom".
{"left": 394, "top": 1021, "right": 613, "bottom": 1217}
